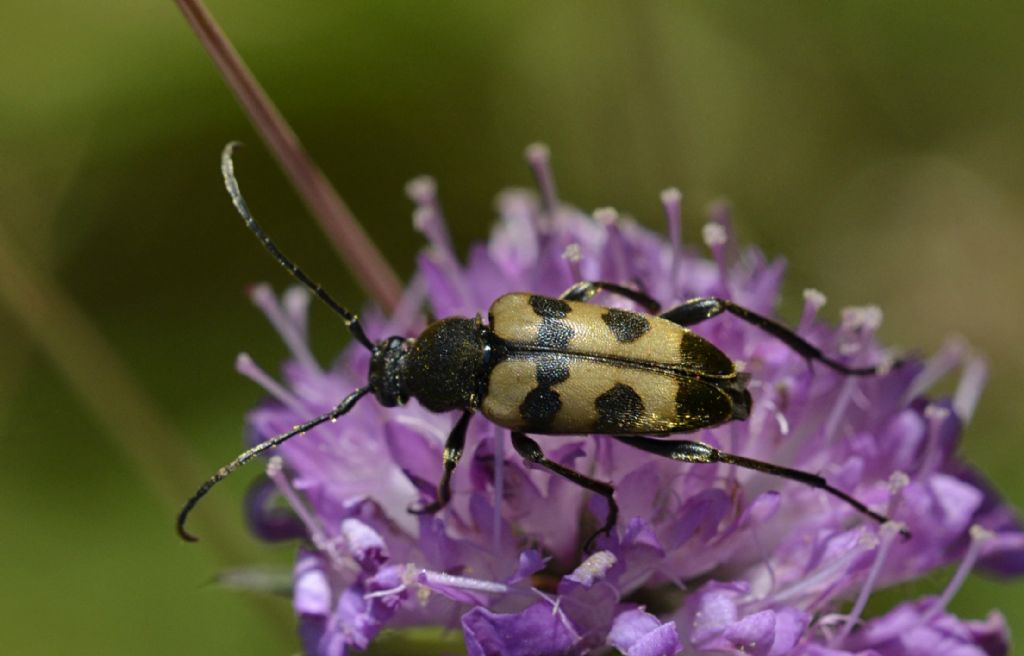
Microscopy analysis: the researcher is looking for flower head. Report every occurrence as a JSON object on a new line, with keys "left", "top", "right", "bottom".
{"left": 239, "top": 145, "right": 1023, "bottom": 654}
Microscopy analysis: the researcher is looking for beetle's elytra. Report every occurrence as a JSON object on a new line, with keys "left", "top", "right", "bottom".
{"left": 177, "top": 144, "right": 909, "bottom": 546}
{"left": 481, "top": 292, "right": 750, "bottom": 435}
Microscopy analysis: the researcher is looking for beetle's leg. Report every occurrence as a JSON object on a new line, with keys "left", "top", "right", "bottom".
{"left": 512, "top": 431, "right": 618, "bottom": 551}
{"left": 560, "top": 281, "right": 661, "bottom": 314}
{"left": 409, "top": 411, "right": 472, "bottom": 515}
{"left": 410, "top": 412, "right": 472, "bottom": 515}
{"left": 612, "top": 435, "right": 910, "bottom": 538}
{"left": 660, "top": 297, "right": 889, "bottom": 375}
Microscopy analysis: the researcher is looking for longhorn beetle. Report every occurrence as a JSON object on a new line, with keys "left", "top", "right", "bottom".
{"left": 177, "top": 143, "right": 909, "bottom": 546}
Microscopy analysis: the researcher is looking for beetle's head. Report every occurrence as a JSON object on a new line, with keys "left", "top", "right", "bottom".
{"left": 369, "top": 336, "right": 413, "bottom": 407}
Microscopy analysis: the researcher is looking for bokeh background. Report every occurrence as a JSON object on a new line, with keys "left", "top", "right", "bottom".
{"left": 2, "top": 2, "right": 1022, "bottom": 653}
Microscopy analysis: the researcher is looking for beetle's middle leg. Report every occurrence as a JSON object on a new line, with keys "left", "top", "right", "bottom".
{"left": 409, "top": 411, "right": 472, "bottom": 515}
{"left": 660, "top": 297, "right": 889, "bottom": 375}
{"left": 611, "top": 434, "right": 907, "bottom": 536}
{"left": 560, "top": 281, "right": 661, "bottom": 314}
{"left": 511, "top": 431, "right": 618, "bottom": 551}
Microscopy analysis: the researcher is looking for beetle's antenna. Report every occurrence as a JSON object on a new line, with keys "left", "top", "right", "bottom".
{"left": 177, "top": 385, "right": 372, "bottom": 542}
{"left": 221, "top": 142, "right": 375, "bottom": 351}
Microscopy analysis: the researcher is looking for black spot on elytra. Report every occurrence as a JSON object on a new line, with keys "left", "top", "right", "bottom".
{"left": 595, "top": 383, "right": 645, "bottom": 432}
{"left": 520, "top": 355, "right": 570, "bottom": 429}
{"left": 519, "top": 296, "right": 576, "bottom": 429}
{"left": 520, "top": 387, "right": 561, "bottom": 428}
{"left": 602, "top": 309, "right": 650, "bottom": 343}
{"left": 529, "top": 296, "right": 570, "bottom": 319}
{"left": 538, "top": 318, "right": 572, "bottom": 349}
{"left": 529, "top": 296, "right": 574, "bottom": 349}
{"left": 536, "top": 354, "right": 571, "bottom": 386}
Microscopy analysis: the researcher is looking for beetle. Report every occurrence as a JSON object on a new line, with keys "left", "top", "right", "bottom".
{"left": 176, "top": 144, "right": 907, "bottom": 545}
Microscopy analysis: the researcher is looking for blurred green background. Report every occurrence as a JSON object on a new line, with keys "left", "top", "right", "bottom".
{"left": 2, "top": 2, "right": 1022, "bottom": 653}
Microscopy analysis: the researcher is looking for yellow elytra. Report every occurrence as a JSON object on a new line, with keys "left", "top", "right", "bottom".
{"left": 482, "top": 293, "right": 751, "bottom": 435}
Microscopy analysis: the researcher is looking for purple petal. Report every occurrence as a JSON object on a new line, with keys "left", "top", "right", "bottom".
{"left": 293, "top": 550, "right": 331, "bottom": 616}
{"left": 244, "top": 476, "right": 307, "bottom": 542}
{"left": 721, "top": 610, "right": 776, "bottom": 656}
{"left": 768, "top": 607, "right": 811, "bottom": 656}
{"left": 509, "top": 549, "right": 547, "bottom": 584}
{"left": 463, "top": 602, "right": 578, "bottom": 656}
{"left": 681, "top": 580, "right": 745, "bottom": 646}
{"left": 608, "top": 609, "right": 681, "bottom": 656}
{"left": 340, "top": 518, "right": 388, "bottom": 570}
{"left": 845, "top": 599, "right": 1010, "bottom": 656}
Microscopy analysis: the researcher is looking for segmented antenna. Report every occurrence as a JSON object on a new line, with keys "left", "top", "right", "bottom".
{"left": 220, "top": 142, "right": 374, "bottom": 351}
{"left": 177, "top": 385, "right": 372, "bottom": 541}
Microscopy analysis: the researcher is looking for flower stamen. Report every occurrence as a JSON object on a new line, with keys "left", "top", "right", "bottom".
{"left": 266, "top": 456, "right": 349, "bottom": 571}
{"left": 702, "top": 220, "right": 730, "bottom": 296}
{"left": 249, "top": 283, "right": 320, "bottom": 372}
{"left": 822, "top": 377, "right": 857, "bottom": 445}
{"left": 562, "top": 243, "right": 583, "bottom": 281}
{"left": 918, "top": 404, "right": 951, "bottom": 475}
{"left": 235, "top": 353, "right": 308, "bottom": 414}
{"left": 493, "top": 429, "right": 505, "bottom": 553}
{"left": 799, "top": 288, "right": 827, "bottom": 332}
{"left": 953, "top": 354, "right": 988, "bottom": 424}
{"left": 904, "top": 336, "right": 967, "bottom": 403}
{"left": 525, "top": 143, "right": 559, "bottom": 216}
{"left": 660, "top": 187, "right": 683, "bottom": 299}
{"left": 833, "top": 521, "right": 903, "bottom": 644}
{"left": 886, "top": 471, "right": 910, "bottom": 518}
{"left": 757, "top": 531, "right": 878, "bottom": 609}
{"left": 920, "top": 524, "right": 994, "bottom": 625}
{"left": 281, "top": 286, "right": 311, "bottom": 339}
{"left": 407, "top": 175, "right": 455, "bottom": 259}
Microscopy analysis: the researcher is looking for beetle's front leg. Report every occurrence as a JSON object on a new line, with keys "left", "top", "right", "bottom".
{"left": 409, "top": 411, "right": 472, "bottom": 515}
{"left": 660, "top": 297, "right": 890, "bottom": 375}
{"left": 560, "top": 281, "right": 661, "bottom": 314}
{"left": 511, "top": 431, "right": 618, "bottom": 551}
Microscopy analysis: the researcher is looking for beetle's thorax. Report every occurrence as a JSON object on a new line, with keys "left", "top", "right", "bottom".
{"left": 400, "top": 316, "right": 491, "bottom": 412}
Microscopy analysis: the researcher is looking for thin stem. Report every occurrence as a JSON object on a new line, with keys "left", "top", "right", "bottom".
{"left": 173, "top": 0, "right": 402, "bottom": 312}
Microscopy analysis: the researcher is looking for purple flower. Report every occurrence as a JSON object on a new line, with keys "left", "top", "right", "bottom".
{"left": 237, "top": 144, "right": 1023, "bottom": 654}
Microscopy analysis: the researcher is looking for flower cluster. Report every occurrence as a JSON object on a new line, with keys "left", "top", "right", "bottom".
{"left": 238, "top": 145, "right": 1023, "bottom": 655}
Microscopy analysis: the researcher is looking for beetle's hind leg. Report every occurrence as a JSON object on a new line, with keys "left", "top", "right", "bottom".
{"left": 560, "top": 281, "right": 661, "bottom": 314}
{"left": 612, "top": 434, "right": 909, "bottom": 538}
{"left": 512, "top": 431, "right": 618, "bottom": 552}
{"left": 409, "top": 411, "right": 472, "bottom": 515}
{"left": 660, "top": 297, "right": 890, "bottom": 375}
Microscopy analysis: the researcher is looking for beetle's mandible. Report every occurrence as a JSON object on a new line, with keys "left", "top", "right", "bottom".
{"left": 177, "top": 144, "right": 909, "bottom": 547}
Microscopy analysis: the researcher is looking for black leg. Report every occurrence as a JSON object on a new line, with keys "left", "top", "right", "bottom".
{"left": 409, "top": 411, "right": 472, "bottom": 514}
{"left": 560, "top": 281, "right": 661, "bottom": 314}
{"left": 612, "top": 434, "right": 909, "bottom": 538}
{"left": 660, "top": 297, "right": 888, "bottom": 375}
{"left": 512, "top": 431, "right": 618, "bottom": 551}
